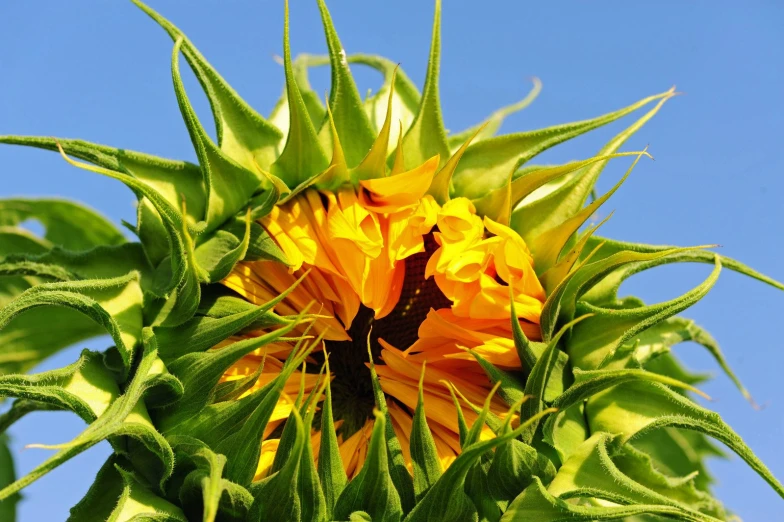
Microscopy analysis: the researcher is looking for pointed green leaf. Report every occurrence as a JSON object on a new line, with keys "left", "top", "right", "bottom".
{"left": 110, "top": 466, "right": 187, "bottom": 522}
{"left": 171, "top": 437, "right": 254, "bottom": 522}
{"left": 486, "top": 438, "right": 556, "bottom": 509}
{"left": 411, "top": 364, "right": 442, "bottom": 501}
{"left": 0, "top": 350, "right": 120, "bottom": 423}
{"left": 316, "top": 0, "right": 376, "bottom": 167}
{"left": 510, "top": 91, "right": 674, "bottom": 242}
{"left": 171, "top": 38, "right": 262, "bottom": 230}
{"left": 404, "top": 408, "right": 556, "bottom": 522}
{"left": 271, "top": 1, "right": 330, "bottom": 189}
{"left": 56, "top": 146, "right": 200, "bottom": 327}
{"left": 248, "top": 409, "right": 306, "bottom": 522}
{"left": 268, "top": 55, "right": 327, "bottom": 149}
{"left": 501, "top": 476, "right": 719, "bottom": 522}
{"left": 567, "top": 258, "right": 721, "bottom": 370}
{"left": 352, "top": 66, "right": 398, "bottom": 182}
{"left": 0, "top": 273, "right": 142, "bottom": 373}
{"left": 367, "top": 342, "right": 416, "bottom": 513}
{"left": 134, "top": 0, "right": 283, "bottom": 173}
{"left": 333, "top": 411, "right": 403, "bottom": 522}
{"left": 401, "top": 0, "right": 450, "bottom": 169}
{"left": 319, "top": 355, "right": 347, "bottom": 519}
{"left": 528, "top": 151, "right": 649, "bottom": 275}
{"left": 193, "top": 210, "right": 252, "bottom": 283}
{"left": 587, "top": 379, "right": 784, "bottom": 499}
{"left": 520, "top": 317, "right": 586, "bottom": 443}
{"left": 0, "top": 197, "right": 124, "bottom": 250}
{"left": 347, "top": 54, "right": 420, "bottom": 150}
{"left": 159, "top": 313, "right": 302, "bottom": 428}
{"left": 582, "top": 235, "right": 784, "bottom": 298}
{"left": 0, "top": 328, "right": 174, "bottom": 501}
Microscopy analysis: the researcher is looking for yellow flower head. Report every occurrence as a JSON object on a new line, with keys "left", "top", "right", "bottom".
{"left": 224, "top": 170, "right": 545, "bottom": 476}
{"left": 1, "top": 0, "right": 782, "bottom": 521}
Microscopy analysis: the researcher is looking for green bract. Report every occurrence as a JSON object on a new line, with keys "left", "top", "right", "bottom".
{"left": 0, "top": 1, "right": 782, "bottom": 521}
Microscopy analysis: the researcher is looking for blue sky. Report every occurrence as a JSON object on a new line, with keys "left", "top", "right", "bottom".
{"left": 1, "top": 1, "right": 783, "bottom": 519}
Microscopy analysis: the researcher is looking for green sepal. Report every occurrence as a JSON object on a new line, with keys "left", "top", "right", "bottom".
{"left": 0, "top": 138, "right": 204, "bottom": 267}
{"left": 271, "top": 1, "right": 329, "bottom": 189}
{"left": 0, "top": 196, "right": 125, "bottom": 250}
{"left": 519, "top": 317, "right": 585, "bottom": 443}
{"left": 542, "top": 365, "right": 706, "bottom": 463}
{"left": 401, "top": 0, "right": 450, "bottom": 170}
{"left": 0, "top": 242, "right": 154, "bottom": 290}
{"left": 443, "top": 383, "right": 469, "bottom": 447}
{"left": 429, "top": 124, "right": 484, "bottom": 205}
{"left": 0, "top": 273, "right": 143, "bottom": 374}
{"left": 193, "top": 210, "right": 252, "bottom": 283}
{"left": 0, "top": 434, "right": 18, "bottom": 521}
{"left": 0, "top": 349, "right": 120, "bottom": 424}
{"left": 464, "top": 453, "right": 500, "bottom": 522}
{"left": 540, "top": 244, "right": 692, "bottom": 342}
{"left": 447, "top": 78, "right": 541, "bottom": 152}
{"left": 538, "top": 216, "right": 609, "bottom": 295}
{"left": 403, "top": 407, "right": 555, "bottom": 522}
{"left": 351, "top": 66, "right": 397, "bottom": 182}
{"left": 510, "top": 91, "right": 674, "bottom": 244}
{"left": 452, "top": 89, "right": 670, "bottom": 204}
{"left": 212, "top": 363, "right": 264, "bottom": 404}
{"left": 471, "top": 172, "right": 513, "bottom": 225}
{"left": 171, "top": 436, "right": 253, "bottom": 522}
{"left": 632, "top": 429, "right": 723, "bottom": 493}
{"left": 615, "top": 443, "right": 725, "bottom": 518}
{"left": 467, "top": 349, "right": 526, "bottom": 408}
{"left": 318, "top": 355, "right": 347, "bottom": 519}
{"left": 411, "top": 364, "right": 442, "bottom": 501}
{"left": 527, "top": 151, "right": 648, "bottom": 275}
{"left": 268, "top": 55, "right": 327, "bottom": 151}
{"left": 0, "top": 328, "right": 174, "bottom": 501}
{"left": 67, "top": 455, "right": 129, "bottom": 522}
{"left": 611, "top": 315, "right": 752, "bottom": 404}
{"left": 166, "top": 342, "right": 310, "bottom": 483}
{"left": 333, "top": 410, "right": 404, "bottom": 522}
{"left": 110, "top": 465, "right": 188, "bottom": 522}
{"left": 248, "top": 408, "right": 307, "bottom": 522}
{"left": 55, "top": 147, "right": 201, "bottom": 327}
{"left": 453, "top": 383, "right": 504, "bottom": 443}
{"left": 315, "top": 0, "right": 376, "bottom": 168}
{"left": 171, "top": 39, "right": 263, "bottom": 231}
{"left": 486, "top": 439, "right": 556, "bottom": 509}
{"left": 500, "top": 476, "right": 719, "bottom": 522}
{"left": 366, "top": 343, "right": 416, "bottom": 513}
{"left": 300, "top": 377, "right": 329, "bottom": 522}
{"left": 587, "top": 379, "right": 784, "bottom": 499}
{"left": 347, "top": 55, "right": 420, "bottom": 150}
{"left": 154, "top": 291, "right": 289, "bottom": 363}
{"left": 133, "top": 0, "right": 283, "bottom": 174}
{"left": 157, "top": 313, "right": 302, "bottom": 427}
{"left": 222, "top": 218, "right": 287, "bottom": 264}
{"left": 567, "top": 257, "right": 721, "bottom": 370}
{"left": 582, "top": 235, "right": 784, "bottom": 298}
{"left": 547, "top": 433, "right": 710, "bottom": 515}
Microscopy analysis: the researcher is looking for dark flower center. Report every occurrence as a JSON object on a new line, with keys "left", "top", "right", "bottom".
{"left": 316, "top": 233, "right": 451, "bottom": 437}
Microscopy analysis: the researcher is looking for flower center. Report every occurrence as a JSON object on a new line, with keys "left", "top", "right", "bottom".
{"left": 315, "top": 233, "right": 451, "bottom": 437}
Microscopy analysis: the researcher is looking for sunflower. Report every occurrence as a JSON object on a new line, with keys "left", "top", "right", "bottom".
{"left": 0, "top": 0, "right": 783, "bottom": 521}
{"left": 224, "top": 185, "right": 545, "bottom": 477}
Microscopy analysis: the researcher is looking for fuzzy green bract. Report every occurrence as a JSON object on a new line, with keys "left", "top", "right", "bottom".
{"left": 0, "top": 0, "right": 782, "bottom": 521}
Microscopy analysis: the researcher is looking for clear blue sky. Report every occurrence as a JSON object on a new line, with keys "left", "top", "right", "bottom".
{"left": 1, "top": 1, "right": 783, "bottom": 520}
